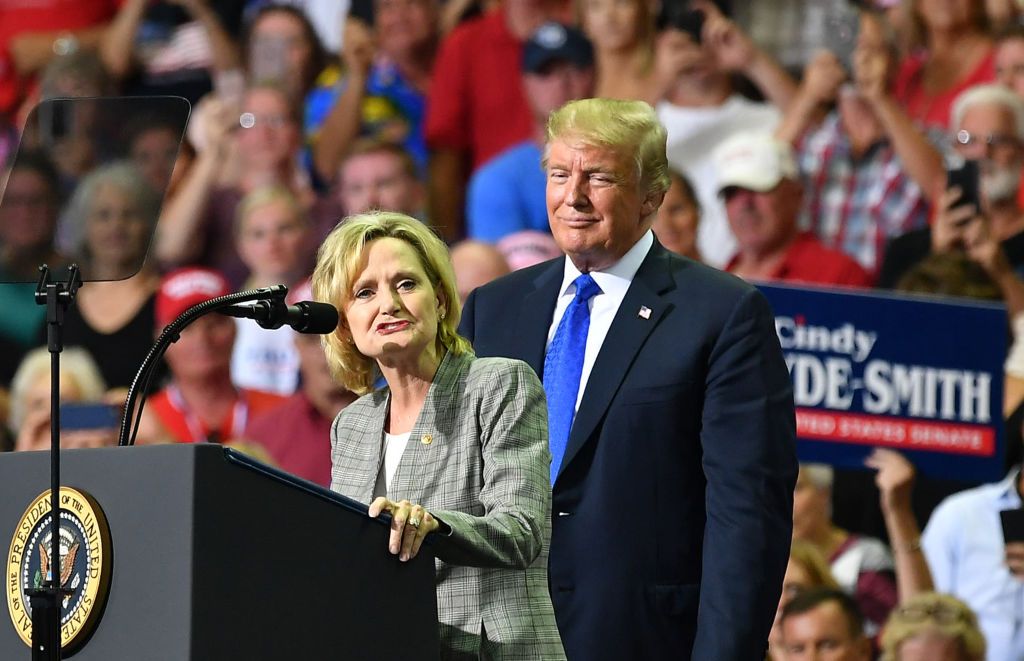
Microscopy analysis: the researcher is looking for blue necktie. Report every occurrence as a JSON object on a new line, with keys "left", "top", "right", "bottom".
{"left": 543, "top": 273, "right": 601, "bottom": 484}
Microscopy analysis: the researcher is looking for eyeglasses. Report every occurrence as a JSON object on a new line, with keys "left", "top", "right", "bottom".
{"left": 955, "top": 130, "right": 1021, "bottom": 154}
{"left": 894, "top": 603, "right": 968, "bottom": 625}
{"left": 239, "top": 112, "right": 289, "bottom": 129}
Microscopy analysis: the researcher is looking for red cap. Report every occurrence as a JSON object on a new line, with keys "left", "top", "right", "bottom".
{"left": 156, "top": 267, "right": 232, "bottom": 327}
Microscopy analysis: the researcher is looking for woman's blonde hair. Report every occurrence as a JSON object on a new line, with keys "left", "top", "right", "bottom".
{"left": 311, "top": 211, "right": 471, "bottom": 394}
{"left": 544, "top": 98, "right": 670, "bottom": 201}
{"left": 880, "top": 592, "right": 985, "bottom": 661}
{"left": 9, "top": 346, "right": 107, "bottom": 434}
{"left": 788, "top": 539, "right": 840, "bottom": 591}
{"left": 234, "top": 183, "right": 308, "bottom": 238}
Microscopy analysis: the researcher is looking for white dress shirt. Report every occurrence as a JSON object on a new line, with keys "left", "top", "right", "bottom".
{"left": 546, "top": 230, "right": 655, "bottom": 412}
{"left": 922, "top": 468, "right": 1024, "bottom": 661}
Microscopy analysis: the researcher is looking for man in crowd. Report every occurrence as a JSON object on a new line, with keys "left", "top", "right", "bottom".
{"left": 779, "top": 588, "right": 873, "bottom": 661}
{"left": 922, "top": 449, "right": 1024, "bottom": 660}
{"left": 775, "top": 8, "right": 941, "bottom": 276}
{"left": 714, "top": 131, "right": 873, "bottom": 287}
{"left": 245, "top": 281, "right": 357, "bottom": 487}
{"left": 449, "top": 240, "right": 510, "bottom": 303}
{"left": 656, "top": 3, "right": 797, "bottom": 267}
{"left": 425, "top": 0, "right": 569, "bottom": 238}
{"left": 466, "top": 21, "right": 593, "bottom": 243}
{"left": 460, "top": 97, "right": 796, "bottom": 659}
{"left": 311, "top": 0, "right": 440, "bottom": 183}
{"left": 335, "top": 139, "right": 425, "bottom": 217}
{"left": 138, "top": 267, "right": 285, "bottom": 444}
{"left": 878, "top": 84, "right": 1024, "bottom": 318}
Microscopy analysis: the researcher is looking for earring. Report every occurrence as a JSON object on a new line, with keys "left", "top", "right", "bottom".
{"left": 439, "top": 309, "right": 446, "bottom": 320}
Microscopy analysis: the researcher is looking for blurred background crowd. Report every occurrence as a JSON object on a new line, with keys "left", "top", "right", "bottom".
{"left": 3, "top": 0, "right": 1024, "bottom": 658}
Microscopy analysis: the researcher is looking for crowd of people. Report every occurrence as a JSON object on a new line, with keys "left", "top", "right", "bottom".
{"left": 3, "top": 0, "right": 1024, "bottom": 659}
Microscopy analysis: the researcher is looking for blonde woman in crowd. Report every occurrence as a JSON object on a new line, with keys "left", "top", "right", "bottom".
{"left": 880, "top": 592, "right": 985, "bottom": 661}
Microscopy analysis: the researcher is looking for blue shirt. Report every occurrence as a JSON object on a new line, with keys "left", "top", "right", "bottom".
{"left": 922, "top": 468, "right": 1024, "bottom": 661}
{"left": 466, "top": 141, "right": 549, "bottom": 243}
{"left": 305, "top": 59, "right": 428, "bottom": 173}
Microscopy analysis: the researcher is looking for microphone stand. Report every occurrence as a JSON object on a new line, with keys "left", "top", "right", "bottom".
{"left": 118, "top": 284, "right": 288, "bottom": 447}
{"left": 27, "top": 264, "right": 82, "bottom": 661}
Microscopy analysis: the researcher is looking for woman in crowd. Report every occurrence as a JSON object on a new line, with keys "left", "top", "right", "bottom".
{"left": 311, "top": 212, "right": 564, "bottom": 659}
{"left": 9, "top": 346, "right": 112, "bottom": 452}
{"left": 578, "top": 0, "right": 662, "bottom": 103}
{"left": 56, "top": 161, "right": 163, "bottom": 391}
{"left": 895, "top": 0, "right": 994, "bottom": 131}
{"left": 651, "top": 167, "right": 702, "bottom": 261}
{"left": 242, "top": 4, "right": 327, "bottom": 112}
{"left": 793, "top": 462, "right": 899, "bottom": 637}
{"left": 157, "top": 84, "right": 330, "bottom": 286}
{"left": 0, "top": 151, "right": 65, "bottom": 351}
{"left": 880, "top": 592, "right": 985, "bottom": 661}
{"left": 230, "top": 184, "right": 311, "bottom": 394}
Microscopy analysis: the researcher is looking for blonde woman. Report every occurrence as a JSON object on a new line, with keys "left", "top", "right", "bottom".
{"left": 880, "top": 592, "right": 985, "bottom": 661}
{"left": 312, "top": 211, "right": 564, "bottom": 660}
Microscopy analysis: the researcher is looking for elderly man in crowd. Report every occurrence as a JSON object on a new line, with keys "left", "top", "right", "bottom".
{"left": 460, "top": 97, "right": 796, "bottom": 660}
{"left": 878, "top": 84, "right": 1024, "bottom": 318}
{"left": 714, "top": 131, "right": 873, "bottom": 287}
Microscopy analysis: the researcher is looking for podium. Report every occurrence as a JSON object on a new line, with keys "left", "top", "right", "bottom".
{"left": 0, "top": 444, "right": 440, "bottom": 660}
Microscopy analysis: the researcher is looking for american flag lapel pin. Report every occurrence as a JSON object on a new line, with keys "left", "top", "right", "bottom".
{"left": 638, "top": 306, "right": 652, "bottom": 319}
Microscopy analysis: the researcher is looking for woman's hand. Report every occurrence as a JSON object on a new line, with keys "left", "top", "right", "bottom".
{"left": 369, "top": 497, "right": 440, "bottom": 562}
{"left": 864, "top": 447, "right": 914, "bottom": 513}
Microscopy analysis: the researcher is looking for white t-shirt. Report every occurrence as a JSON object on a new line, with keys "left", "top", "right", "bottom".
{"left": 657, "top": 95, "right": 781, "bottom": 267}
{"left": 229, "top": 320, "right": 300, "bottom": 395}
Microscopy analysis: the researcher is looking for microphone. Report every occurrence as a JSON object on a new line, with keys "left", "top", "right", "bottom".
{"left": 220, "top": 300, "right": 339, "bottom": 334}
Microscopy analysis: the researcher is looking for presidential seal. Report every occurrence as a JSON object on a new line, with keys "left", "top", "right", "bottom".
{"left": 6, "top": 487, "right": 112, "bottom": 653}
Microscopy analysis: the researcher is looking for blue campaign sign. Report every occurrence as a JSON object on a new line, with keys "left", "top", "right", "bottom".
{"left": 757, "top": 283, "right": 1008, "bottom": 482}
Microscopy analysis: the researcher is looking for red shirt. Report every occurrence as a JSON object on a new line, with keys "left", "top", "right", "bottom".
{"left": 726, "top": 232, "right": 874, "bottom": 288}
{"left": 245, "top": 392, "right": 334, "bottom": 488}
{"left": 424, "top": 7, "right": 533, "bottom": 169}
{"left": 0, "top": 0, "right": 119, "bottom": 113}
{"left": 894, "top": 48, "right": 995, "bottom": 131}
{"left": 150, "top": 385, "right": 286, "bottom": 445}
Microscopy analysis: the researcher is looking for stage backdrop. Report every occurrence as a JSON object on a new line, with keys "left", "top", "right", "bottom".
{"left": 758, "top": 283, "right": 1007, "bottom": 482}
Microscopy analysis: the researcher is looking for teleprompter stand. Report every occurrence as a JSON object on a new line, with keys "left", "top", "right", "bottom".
{"left": 26, "top": 264, "right": 82, "bottom": 661}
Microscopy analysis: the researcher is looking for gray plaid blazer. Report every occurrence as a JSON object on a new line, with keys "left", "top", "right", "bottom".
{"left": 330, "top": 350, "right": 566, "bottom": 660}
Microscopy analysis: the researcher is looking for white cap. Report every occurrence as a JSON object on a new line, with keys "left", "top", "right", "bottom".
{"left": 712, "top": 131, "right": 798, "bottom": 194}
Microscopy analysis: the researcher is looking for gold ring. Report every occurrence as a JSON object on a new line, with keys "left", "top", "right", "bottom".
{"left": 408, "top": 517, "right": 421, "bottom": 528}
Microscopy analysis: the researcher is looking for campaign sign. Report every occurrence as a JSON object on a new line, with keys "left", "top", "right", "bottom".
{"left": 758, "top": 283, "right": 1007, "bottom": 482}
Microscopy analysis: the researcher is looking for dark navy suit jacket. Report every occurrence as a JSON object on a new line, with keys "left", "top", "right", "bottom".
{"left": 459, "top": 241, "right": 797, "bottom": 660}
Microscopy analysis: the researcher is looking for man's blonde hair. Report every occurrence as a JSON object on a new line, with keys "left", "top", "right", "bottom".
{"left": 543, "top": 98, "right": 671, "bottom": 198}
{"left": 311, "top": 211, "right": 471, "bottom": 394}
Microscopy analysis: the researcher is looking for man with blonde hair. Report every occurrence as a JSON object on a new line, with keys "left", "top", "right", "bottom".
{"left": 460, "top": 97, "right": 797, "bottom": 660}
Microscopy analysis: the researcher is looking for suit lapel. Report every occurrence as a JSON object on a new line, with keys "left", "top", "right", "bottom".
{"left": 340, "top": 393, "right": 389, "bottom": 504}
{"left": 556, "top": 244, "right": 677, "bottom": 482}
{"left": 513, "top": 259, "right": 564, "bottom": 376}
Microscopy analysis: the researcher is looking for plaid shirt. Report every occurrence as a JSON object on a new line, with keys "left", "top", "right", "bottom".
{"left": 798, "top": 113, "right": 929, "bottom": 275}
